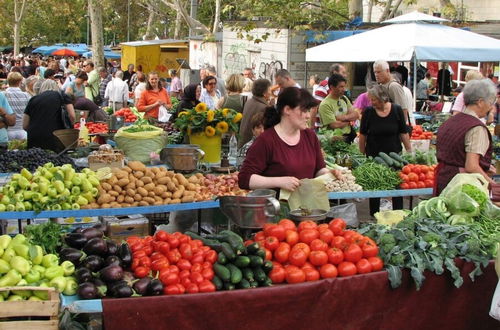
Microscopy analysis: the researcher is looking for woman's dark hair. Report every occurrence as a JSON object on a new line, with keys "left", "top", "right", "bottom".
{"left": 75, "top": 71, "right": 88, "bottom": 81}
{"left": 252, "top": 78, "right": 271, "bottom": 97}
{"left": 264, "top": 87, "right": 317, "bottom": 129}
{"left": 182, "top": 84, "right": 200, "bottom": 103}
{"left": 202, "top": 75, "right": 217, "bottom": 88}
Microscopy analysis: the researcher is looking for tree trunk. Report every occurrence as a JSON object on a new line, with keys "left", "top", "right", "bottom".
{"left": 389, "top": 0, "right": 404, "bottom": 18}
{"left": 161, "top": 0, "right": 210, "bottom": 35}
{"left": 439, "top": 0, "right": 453, "bottom": 6}
{"left": 88, "top": 0, "right": 105, "bottom": 68}
{"left": 367, "top": 0, "right": 373, "bottom": 22}
{"left": 379, "top": 0, "right": 393, "bottom": 22}
{"left": 212, "top": 0, "right": 221, "bottom": 34}
{"left": 144, "top": 3, "right": 156, "bottom": 40}
{"left": 13, "top": 0, "right": 27, "bottom": 56}
{"left": 348, "top": 0, "right": 362, "bottom": 20}
{"left": 174, "top": 10, "right": 182, "bottom": 39}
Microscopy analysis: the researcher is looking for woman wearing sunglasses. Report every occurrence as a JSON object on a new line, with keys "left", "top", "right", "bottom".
{"left": 199, "top": 76, "right": 221, "bottom": 110}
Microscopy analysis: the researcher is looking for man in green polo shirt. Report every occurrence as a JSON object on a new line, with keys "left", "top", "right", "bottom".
{"left": 318, "top": 74, "right": 359, "bottom": 142}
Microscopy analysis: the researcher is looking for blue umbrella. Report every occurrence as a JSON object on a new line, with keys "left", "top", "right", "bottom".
{"left": 82, "top": 50, "right": 121, "bottom": 59}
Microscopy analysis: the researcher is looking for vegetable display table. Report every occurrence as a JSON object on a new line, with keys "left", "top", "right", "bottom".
{"left": 60, "top": 261, "right": 497, "bottom": 330}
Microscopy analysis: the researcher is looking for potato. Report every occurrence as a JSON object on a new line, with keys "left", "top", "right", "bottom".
{"left": 170, "top": 198, "right": 181, "bottom": 204}
{"left": 114, "top": 170, "right": 127, "bottom": 180}
{"left": 195, "top": 173, "right": 204, "bottom": 179}
{"left": 116, "top": 195, "right": 125, "bottom": 203}
{"left": 97, "top": 193, "right": 112, "bottom": 205}
{"left": 128, "top": 173, "right": 135, "bottom": 182}
{"left": 157, "top": 177, "right": 170, "bottom": 185}
{"left": 183, "top": 190, "right": 196, "bottom": 197}
{"left": 172, "top": 186, "right": 184, "bottom": 199}
{"left": 121, "top": 203, "right": 132, "bottom": 208}
{"left": 154, "top": 186, "right": 165, "bottom": 195}
{"left": 108, "top": 176, "right": 118, "bottom": 185}
{"left": 154, "top": 201, "right": 163, "bottom": 206}
{"left": 125, "top": 181, "right": 136, "bottom": 190}
{"left": 80, "top": 204, "right": 91, "bottom": 209}
{"left": 155, "top": 171, "right": 166, "bottom": 179}
{"left": 137, "top": 187, "right": 148, "bottom": 197}
{"left": 113, "top": 185, "right": 123, "bottom": 193}
{"left": 108, "top": 190, "right": 119, "bottom": 197}
{"left": 126, "top": 188, "right": 135, "bottom": 197}
{"left": 134, "top": 194, "right": 142, "bottom": 201}
{"left": 188, "top": 176, "right": 199, "bottom": 184}
{"left": 139, "top": 201, "right": 149, "bottom": 206}
{"left": 128, "top": 160, "right": 146, "bottom": 171}
{"left": 172, "top": 177, "right": 179, "bottom": 185}
{"left": 101, "top": 182, "right": 112, "bottom": 191}
{"left": 101, "top": 203, "right": 112, "bottom": 208}
{"left": 154, "top": 196, "right": 163, "bottom": 202}
{"left": 88, "top": 202, "right": 99, "bottom": 209}
{"left": 133, "top": 171, "right": 144, "bottom": 179}
{"left": 117, "top": 178, "right": 130, "bottom": 187}
{"left": 141, "top": 176, "right": 153, "bottom": 184}
{"left": 186, "top": 183, "right": 197, "bottom": 191}
{"left": 148, "top": 191, "right": 155, "bottom": 198}
{"left": 122, "top": 166, "right": 132, "bottom": 173}
{"left": 144, "top": 169, "right": 154, "bottom": 178}
{"left": 124, "top": 196, "right": 135, "bottom": 204}
{"left": 143, "top": 197, "right": 155, "bottom": 204}
{"left": 181, "top": 195, "right": 195, "bottom": 203}
{"left": 132, "top": 202, "right": 139, "bottom": 207}
{"left": 166, "top": 171, "right": 175, "bottom": 177}
{"left": 167, "top": 182, "right": 176, "bottom": 192}
{"left": 163, "top": 198, "right": 171, "bottom": 204}
{"left": 161, "top": 192, "right": 170, "bottom": 199}
{"left": 144, "top": 183, "right": 155, "bottom": 191}
{"left": 110, "top": 202, "right": 122, "bottom": 208}
{"left": 135, "top": 180, "right": 144, "bottom": 187}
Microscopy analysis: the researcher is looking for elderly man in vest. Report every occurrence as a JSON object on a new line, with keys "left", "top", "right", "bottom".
{"left": 435, "top": 79, "right": 497, "bottom": 194}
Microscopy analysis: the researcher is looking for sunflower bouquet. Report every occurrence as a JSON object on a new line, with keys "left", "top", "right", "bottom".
{"left": 174, "top": 103, "right": 242, "bottom": 137}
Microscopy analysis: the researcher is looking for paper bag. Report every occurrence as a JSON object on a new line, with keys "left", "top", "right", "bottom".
{"left": 280, "top": 178, "right": 329, "bottom": 212}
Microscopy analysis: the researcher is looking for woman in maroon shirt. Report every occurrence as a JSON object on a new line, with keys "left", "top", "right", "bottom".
{"left": 238, "top": 87, "right": 332, "bottom": 192}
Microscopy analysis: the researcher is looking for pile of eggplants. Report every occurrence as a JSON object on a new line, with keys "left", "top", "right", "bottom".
{"left": 63, "top": 225, "right": 163, "bottom": 299}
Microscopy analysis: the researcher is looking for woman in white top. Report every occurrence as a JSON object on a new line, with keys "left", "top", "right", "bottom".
{"left": 134, "top": 72, "right": 147, "bottom": 104}
{"left": 199, "top": 76, "right": 221, "bottom": 110}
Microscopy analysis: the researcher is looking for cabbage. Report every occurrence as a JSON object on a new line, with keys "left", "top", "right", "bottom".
{"left": 375, "top": 210, "right": 411, "bottom": 226}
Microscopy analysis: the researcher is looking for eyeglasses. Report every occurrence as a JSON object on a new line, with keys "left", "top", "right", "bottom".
{"left": 207, "top": 82, "right": 217, "bottom": 86}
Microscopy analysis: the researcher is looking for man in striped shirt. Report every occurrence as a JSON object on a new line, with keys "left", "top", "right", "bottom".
{"left": 4, "top": 72, "right": 30, "bottom": 140}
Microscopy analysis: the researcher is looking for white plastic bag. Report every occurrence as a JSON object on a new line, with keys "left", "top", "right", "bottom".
{"left": 327, "top": 203, "right": 358, "bottom": 227}
{"left": 158, "top": 105, "right": 171, "bottom": 122}
{"left": 489, "top": 243, "right": 500, "bottom": 320}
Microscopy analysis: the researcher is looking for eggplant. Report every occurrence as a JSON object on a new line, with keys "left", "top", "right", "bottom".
{"left": 118, "top": 243, "right": 132, "bottom": 268}
{"left": 72, "top": 227, "right": 85, "bottom": 234}
{"left": 78, "top": 282, "right": 98, "bottom": 300}
{"left": 105, "top": 255, "right": 122, "bottom": 267}
{"left": 107, "top": 281, "right": 133, "bottom": 298}
{"left": 132, "top": 277, "right": 152, "bottom": 296}
{"left": 82, "top": 227, "right": 104, "bottom": 241}
{"left": 106, "top": 240, "right": 118, "bottom": 256}
{"left": 64, "top": 233, "right": 88, "bottom": 249}
{"left": 59, "top": 248, "right": 83, "bottom": 266}
{"left": 100, "top": 264, "right": 124, "bottom": 283}
{"left": 81, "top": 255, "right": 105, "bottom": 272}
{"left": 147, "top": 279, "right": 163, "bottom": 296}
{"left": 92, "top": 223, "right": 107, "bottom": 232}
{"left": 83, "top": 238, "right": 108, "bottom": 256}
{"left": 92, "top": 278, "right": 107, "bottom": 298}
{"left": 75, "top": 267, "right": 93, "bottom": 284}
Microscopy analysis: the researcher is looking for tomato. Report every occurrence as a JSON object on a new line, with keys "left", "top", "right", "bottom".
{"left": 327, "top": 248, "right": 344, "bottom": 265}
{"left": 286, "top": 268, "right": 306, "bottom": 284}
{"left": 285, "top": 230, "right": 299, "bottom": 246}
{"left": 400, "top": 174, "right": 409, "bottom": 183}
{"left": 191, "top": 253, "right": 204, "bottom": 265}
{"left": 408, "top": 182, "right": 417, "bottom": 189}
{"left": 202, "top": 261, "right": 212, "bottom": 269}
{"left": 159, "top": 242, "right": 170, "bottom": 255}
{"left": 426, "top": 172, "right": 435, "bottom": 180}
{"left": 185, "top": 283, "right": 199, "bottom": 294}
{"left": 299, "top": 229, "right": 319, "bottom": 244}
{"left": 154, "top": 230, "right": 168, "bottom": 242}
{"left": 181, "top": 277, "right": 192, "bottom": 287}
{"left": 133, "top": 250, "right": 147, "bottom": 260}
{"left": 131, "top": 258, "right": 140, "bottom": 271}
{"left": 319, "top": 263, "right": 338, "bottom": 279}
{"left": 402, "top": 165, "right": 412, "bottom": 174}
{"left": 269, "top": 267, "right": 286, "bottom": 283}
{"left": 274, "top": 243, "right": 291, "bottom": 263}
{"left": 356, "top": 258, "right": 373, "bottom": 274}
{"left": 317, "top": 223, "right": 330, "bottom": 232}
{"left": 278, "top": 219, "right": 297, "bottom": 232}
{"left": 328, "top": 218, "right": 346, "bottom": 236}
{"left": 127, "top": 236, "right": 142, "bottom": 245}
{"left": 338, "top": 261, "right": 357, "bottom": 277}
{"left": 167, "top": 236, "right": 180, "bottom": 249}
{"left": 177, "top": 234, "right": 190, "bottom": 244}
{"left": 342, "top": 230, "right": 360, "bottom": 244}
{"left": 130, "top": 241, "right": 144, "bottom": 253}
{"left": 412, "top": 166, "right": 421, "bottom": 175}
{"left": 204, "top": 250, "right": 218, "bottom": 264}
{"left": 191, "top": 262, "right": 203, "bottom": 273}
{"left": 319, "top": 229, "right": 334, "bottom": 244}
{"left": 254, "top": 231, "right": 265, "bottom": 241}
{"left": 150, "top": 252, "right": 165, "bottom": 261}
{"left": 264, "top": 236, "right": 280, "bottom": 251}
{"left": 264, "top": 224, "right": 286, "bottom": 241}
{"left": 368, "top": 256, "right": 384, "bottom": 271}
{"left": 168, "top": 265, "right": 180, "bottom": 274}
{"left": 200, "top": 246, "right": 211, "bottom": 253}
{"left": 142, "top": 245, "right": 153, "bottom": 256}
{"left": 167, "top": 249, "right": 181, "bottom": 264}
{"left": 178, "top": 270, "right": 191, "bottom": 281}
{"left": 244, "top": 240, "right": 254, "bottom": 247}
{"left": 289, "top": 248, "right": 308, "bottom": 267}
{"left": 297, "top": 220, "right": 317, "bottom": 232}
{"left": 303, "top": 267, "right": 320, "bottom": 281}
{"left": 177, "top": 259, "right": 192, "bottom": 271}
{"left": 201, "top": 268, "right": 214, "bottom": 280}
{"left": 139, "top": 256, "right": 152, "bottom": 268}
{"left": 407, "top": 173, "right": 418, "bottom": 182}
{"left": 134, "top": 266, "right": 150, "bottom": 278}
{"left": 284, "top": 264, "right": 300, "bottom": 273}
{"left": 344, "top": 244, "right": 363, "bottom": 263}
{"left": 362, "top": 243, "right": 379, "bottom": 258}
{"left": 310, "top": 239, "right": 328, "bottom": 252}
{"left": 424, "top": 179, "right": 434, "bottom": 188}
{"left": 400, "top": 182, "right": 410, "bottom": 190}
{"left": 164, "top": 284, "right": 182, "bottom": 295}
{"left": 151, "top": 258, "right": 169, "bottom": 271}
{"left": 291, "top": 243, "right": 311, "bottom": 257}
{"left": 416, "top": 181, "right": 426, "bottom": 189}
{"left": 190, "top": 272, "right": 204, "bottom": 285}
{"left": 179, "top": 243, "right": 193, "bottom": 260}
{"left": 420, "top": 165, "right": 429, "bottom": 173}
{"left": 309, "top": 250, "right": 328, "bottom": 266}
{"left": 264, "top": 248, "right": 273, "bottom": 261}
{"left": 331, "top": 236, "right": 347, "bottom": 250}
{"left": 198, "top": 280, "right": 216, "bottom": 293}
{"left": 160, "top": 271, "right": 180, "bottom": 286}
{"left": 418, "top": 173, "right": 426, "bottom": 182}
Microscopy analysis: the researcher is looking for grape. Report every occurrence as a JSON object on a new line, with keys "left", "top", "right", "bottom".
{"left": 0, "top": 148, "right": 78, "bottom": 173}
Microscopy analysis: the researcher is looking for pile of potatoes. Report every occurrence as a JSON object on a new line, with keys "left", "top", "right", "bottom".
{"left": 83, "top": 161, "right": 207, "bottom": 209}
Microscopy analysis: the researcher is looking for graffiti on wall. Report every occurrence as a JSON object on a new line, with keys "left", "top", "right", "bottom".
{"left": 257, "top": 58, "right": 283, "bottom": 84}
{"left": 190, "top": 40, "right": 218, "bottom": 70}
{"left": 223, "top": 43, "right": 247, "bottom": 76}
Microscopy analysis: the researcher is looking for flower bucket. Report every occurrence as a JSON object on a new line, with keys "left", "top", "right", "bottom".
{"left": 189, "top": 132, "right": 221, "bottom": 163}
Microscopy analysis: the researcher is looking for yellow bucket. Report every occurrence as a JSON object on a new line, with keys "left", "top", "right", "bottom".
{"left": 189, "top": 132, "right": 221, "bottom": 163}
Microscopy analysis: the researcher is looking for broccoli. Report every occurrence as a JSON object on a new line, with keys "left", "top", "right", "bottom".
{"left": 390, "top": 254, "right": 405, "bottom": 266}
{"left": 395, "top": 218, "right": 415, "bottom": 232}
{"left": 423, "top": 233, "right": 442, "bottom": 248}
{"left": 380, "top": 233, "right": 396, "bottom": 253}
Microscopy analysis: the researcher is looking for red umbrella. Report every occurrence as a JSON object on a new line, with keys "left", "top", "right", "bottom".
{"left": 51, "top": 48, "right": 78, "bottom": 57}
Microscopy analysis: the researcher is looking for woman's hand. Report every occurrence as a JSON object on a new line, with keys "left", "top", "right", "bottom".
{"left": 278, "top": 176, "right": 301, "bottom": 191}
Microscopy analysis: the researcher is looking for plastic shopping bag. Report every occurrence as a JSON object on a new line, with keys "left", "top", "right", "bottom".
{"left": 328, "top": 203, "right": 359, "bottom": 227}
{"left": 115, "top": 125, "right": 167, "bottom": 163}
{"left": 158, "top": 105, "right": 172, "bottom": 123}
{"left": 280, "top": 178, "right": 330, "bottom": 212}
{"left": 439, "top": 173, "right": 490, "bottom": 217}
{"left": 489, "top": 244, "right": 500, "bottom": 320}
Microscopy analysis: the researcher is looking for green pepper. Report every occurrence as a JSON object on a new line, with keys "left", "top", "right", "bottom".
{"left": 39, "top": 196, "right": 49, "bottom": 204}
{"left": 21, "top": 168, "right": 33, "bottom": 180}
{"left": 90, "top": 187, "right": 99, "bottom": 197}
{"left": 44, "top": 162, "right": 54, "bottom": 169}
{"left": 23, "top": 190, "right": 34, "bottom": 201}
{"left": 7, "top": 295, "right": 24, "bottom": 301}
{"left": 30, "top": 182, "right": 39, "bottom": 192}
{"left": 38, "top": 182, "right": 48, "bottom": 195}
{"left": 31, "top": 245, "right": 43, "bottom": 265}
{"left": 71, "top": 186, "right": 81, "bottom": 195}
{"left": 2, "top": 247, "right": 16, "bottom": 263}
{"left": 17, "top": 176, "right": 30, "bottom": 190}
{"left": 13, "top": 244, "right": 29, "bottom": 259}
{"left": 10, "top": 256, "right": 31, "bottom": 276}
{"left": 44, "top": 265, "right": 64, "bottom": 280}
{"left": 64, "top": 180, "right": 73, "bottom": 189}
{"left": 61, "top": 261, "right": 75, "bottom": 276}
{"left": 0, "top": 204, "right": 5, "bottom": 212}
{"left": 12, "top": 279, "right": 32, "bottom": 298}
{"left": 25, "top": 269, "right": 41, "bottom": 283}
{"left": 0, "top": 246, "right": 3, "bottom": 258}
{"left": 64, "top": 167, "right": 75, "bottom": 182}
{"left": 42, "top": 254, "right": 59, "bottom": 268}
{"left": 15, "top": 201, "right": 25, "bottom": 211}
{"left": 0, "top": 269, "right": 22, "bottom": 286}
{"left": 28, "top": 296, "right": 42, "bottom": 301}
{"left": 13, "top": 193, "right": 24, "bottom": 203}
{"left": 61, "top": 188, "right": 71, "bottom": 198}
{"left": 71, "top": 203, "right": 81, "bottom": 210}
{"left": 31, "top": 192, "right": 41, "bottom": 202}
{"left": 82, "top": 192, "right": 94, "bottom": 203}
{"left": 32, "top": 265, "right": 46, "bottom": 278}
{"left": 71, "top": 176, "right": 82, "bottom": 186}
{"left": 33, "top": 282, "right": 50, "bottom": 300}
{"left": 62, "top": 203, "right": 71, "bottom": 210}
{"left": 0, "top": 235, "right": 11, "bottom": 249}
{"left": 1, "top": 195, "right": 10, "bottom": 205}
{"left": 63, "top": 277, "right": 78, "bottom": 295}
{"left": 88, "top": 176, "right": 100, "bottom": 187}
{"left": 0, "top": 259, "right": 10, "bottom": 274}
{"left": 51, "top": 204, "right": 62, "bottom": 211}
{"left": 12, "top": 234, "right": 26, "bottom": 245}
{"left": 0, "top": 289, "right": 9, "bottom": 298}
{"left": 0, "top": 295, "right": 3, "bottom": 301}
{"left": 23, "top": 201, "right": 33, "bottom": 211}
{"left": 43, "top": 169, "right": 53, "bottom": 180}
{"left": 49, "top": 276, "right": 67, "bottom": 292}
{"left": 81, "top": 179, "right": 92, "bottom": 192}
{"left": 6, "top": 204, "right": 15, "bottom": 211}
{"left": 53, "top": 180, "right": 65, "bottom": 194}
{"left": 47, "top": 187, "right": 58, "bottom": 198}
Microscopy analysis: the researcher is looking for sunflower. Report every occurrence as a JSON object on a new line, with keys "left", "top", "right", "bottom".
{"left": 195, "top": 103, "right": 208, "bottom": 113}
{"left": 216, "top": 121, "right": 229, "bottom": 133}
{"left": 222, "top": 108, "right": 230, "bottom": 117}
{"left": 206, "top": 110, "right": 215, "bottom": 122}
{"left": 205, "top": 126, "right": 216, "bottom": 137}
{"left": 178, "top": 111, "right": 189, "bottom": 117}
{"left": 232, "top": 112, "right": 243, "bottom": 123}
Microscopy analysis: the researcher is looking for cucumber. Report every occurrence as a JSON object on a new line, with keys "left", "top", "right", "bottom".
{"left": 378, "top": 152, "right": 394, "bottom": 166}
{"left": 212, "top": 276, "right": 223, "bottom": 290}
{"left": 213, "top": 263, "right": 231, "bottom": 282}
{"left": 219, "top": 230, "right": 246, "bottom": 254}
{"left": 185, "top": 231, "right": 223, "bottom": 252}
{"left": 221, "top": 242, "right": 236, "bottom": 260}
{"left": 246, "top": 242, "right": 260, "bottom": 255}
{"left": 242, "top": 268, "right": 255, "bottom": 282}
{"left": 255, "top": 248, "right": 266, "bottom": 259}
{"left": 217, "top": 251, "right": 227, "bottom": 265}
{"left": 234, "top": 256, "right": 251, "bottom": 268}
{"left": 253, "top": 266, "right": 266, "bottom": 282}
{"left": 223, "top": 282, "right": 236, "bottom": 290}
{"left": 262, "top": 260, "right": 273, "bottom": 273}
{"left": 248, "top": 280, "right": 258, "bottom": 288}
{"left": 236, "top": 278, "right": 251, "bottom": 289}
{"left": 391, "top": 160, "right": 402, "bottom": 169}
{"left": 249, "top": 255, "right": 264, "bottom": 267}
{"left": 259, "top": 277, "right": 273, "bottom": 287}
{"left": 389, "top": 152, "right": 408, "bottom": 164}
{"left": 226, "top": 263, "right": 243, "bottom": 284}
{"left": 373, "top": 157, "right": 388, "bottom": 166}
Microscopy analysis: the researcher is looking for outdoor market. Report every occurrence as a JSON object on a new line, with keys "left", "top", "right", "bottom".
{"left": 0, "top": 4, "right": 499, "bottom": 330}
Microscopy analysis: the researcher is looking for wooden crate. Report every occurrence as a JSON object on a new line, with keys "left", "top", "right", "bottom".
{"left": 0, "top": 286, "right": 59, "bottom": 330}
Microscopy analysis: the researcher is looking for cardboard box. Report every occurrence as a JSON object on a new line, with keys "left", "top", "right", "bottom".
{"left": 88, "top": 150, "right": 125, "bottom": 171}
{"left": 410, "top": 139, "right": 430, "bottom": 152}
{"left": 101, "top": 214, "right": 150, "bottom": 242}
{"left": 54, "top": 216, "right": 100, "bottom": 225}
{"left": 0, "top": 219, "right": 49, "bottom": 235}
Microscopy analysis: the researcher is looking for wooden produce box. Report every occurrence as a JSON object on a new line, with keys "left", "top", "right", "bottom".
{"left": 0, "top": 286, "right": 59, "bottom": 330}
{"left": 88, "top": 150, "right": 124, "bottom": 171}
{"left": 101, "top": 214, "right": 150, "bottom": 242}
{"left": 410, "top": 139, "right": 430, "bottom": 152}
